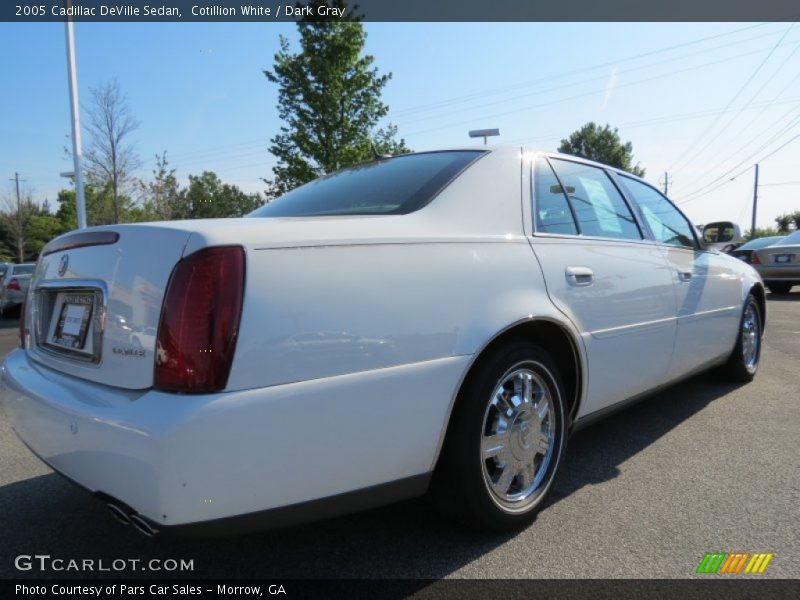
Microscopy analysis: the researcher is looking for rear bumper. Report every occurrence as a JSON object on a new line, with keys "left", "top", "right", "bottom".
{"left": 0, "top": 349, "right": 463, "bottom": 530}
{"left": 755, "top": 266, "right": 800, "bottom": 282}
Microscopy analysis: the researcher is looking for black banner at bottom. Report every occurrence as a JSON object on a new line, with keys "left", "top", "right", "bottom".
{"left": 4, "top": 579, "right": 800, "bottom": 599}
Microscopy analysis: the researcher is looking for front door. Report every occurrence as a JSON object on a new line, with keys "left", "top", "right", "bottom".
{"left": 615, "top": 175, "right": 742, "bottom": 379}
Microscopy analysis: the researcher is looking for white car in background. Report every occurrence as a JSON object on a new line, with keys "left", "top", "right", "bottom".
{"left": 1, "top": 148, "right": 765, "bottom": 536}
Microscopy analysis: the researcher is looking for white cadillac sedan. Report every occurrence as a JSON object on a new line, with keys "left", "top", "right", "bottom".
{"left": 1, "top": 148, "right": 764, "bottom": 536}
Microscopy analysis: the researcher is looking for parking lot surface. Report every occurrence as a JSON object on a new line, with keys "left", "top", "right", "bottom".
{"left": 0, "top": 293, "right": 798, "bottom": 579}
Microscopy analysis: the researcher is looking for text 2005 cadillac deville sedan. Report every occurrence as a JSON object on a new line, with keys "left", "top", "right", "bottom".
{"left": 0, "top": 148, "right": 764, "bottom": 536}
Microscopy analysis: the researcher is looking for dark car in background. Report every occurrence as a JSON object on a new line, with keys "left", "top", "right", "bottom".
{"left": 728, "top": 236, "right": 787, "bottom": 264}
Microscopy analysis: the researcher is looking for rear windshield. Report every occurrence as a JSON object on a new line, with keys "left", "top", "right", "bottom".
{"left": 779, "top": 230, "right": 800, "bottom": 245}
{"left": 249, "top": 151, "right": 484, "bottom": 217}
{"left": 738, "top": 236, "right": 785, "bottom": 250}
{"left": 12, "top": 265, "right": 35, "bottom": 275}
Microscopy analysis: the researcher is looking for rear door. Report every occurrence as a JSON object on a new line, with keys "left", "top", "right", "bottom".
{"left": 528, "top": 156, "right": 677, "bottom": 414}
{"left": 615, "top": 175, "right": 742, "bottom": 379}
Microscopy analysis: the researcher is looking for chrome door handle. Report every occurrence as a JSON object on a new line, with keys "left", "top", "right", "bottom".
{"left": 566, "top": 266, "right": 594, "bottom": 287}
{"left": 678, "top": 271, "right": 693, "bottom": 282}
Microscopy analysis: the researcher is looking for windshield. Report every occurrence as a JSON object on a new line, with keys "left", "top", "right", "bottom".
{"left": 249, "top": 151, "right": 484, "bottom": 217}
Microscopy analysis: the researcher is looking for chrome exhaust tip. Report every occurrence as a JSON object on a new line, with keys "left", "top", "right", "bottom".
{"left": 107, "top": 503, "right": 132, "bottom": 525}
{"left": 130, "top": 514, "right": 159, "bottom": 537}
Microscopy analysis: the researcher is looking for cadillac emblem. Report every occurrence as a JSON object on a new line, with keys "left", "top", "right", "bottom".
{"left": 58, "top": 254, "right": 69, "bottom": 277}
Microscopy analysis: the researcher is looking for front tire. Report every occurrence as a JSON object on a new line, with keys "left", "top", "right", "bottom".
{"left": 432, "top": 341, "right": 567, "bottom": 531}
{"left": 717, "top": 293, "right": 762, "bottom": 383}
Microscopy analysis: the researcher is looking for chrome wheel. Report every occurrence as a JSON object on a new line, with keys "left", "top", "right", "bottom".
{"left": 480, "top": 364, "right": 556, "bottom": 512}
{"left": 741, "top": 302, "right": 760, "bottom": 371}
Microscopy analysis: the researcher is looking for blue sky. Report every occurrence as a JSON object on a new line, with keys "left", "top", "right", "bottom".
{"left": 1, "top": 21, "right": 799, "bottom": 229}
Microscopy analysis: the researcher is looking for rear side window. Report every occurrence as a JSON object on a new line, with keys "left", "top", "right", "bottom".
{"left": 250, "top": 151, "right": 485, "bottom": 217}
{"left": 549, "top": 159, "right": 641, "bottom": 240}
{"left": 533, "top": 158, "right": 578, "bottom": 235}
{"left": 11, "top": 265, "right": 35, "bottom": 276}
{"left": 620, "top": 177, "right": 696, "bottom": 249}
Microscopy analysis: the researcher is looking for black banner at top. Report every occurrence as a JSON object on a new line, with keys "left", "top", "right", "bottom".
{"left": 3, "top": 0, "right": 800, "bottom": 22}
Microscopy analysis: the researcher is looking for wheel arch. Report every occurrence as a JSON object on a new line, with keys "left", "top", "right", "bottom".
{"left": 750, "top": 282, "right": 766, "bottom": 331}
{"left": 430, "top": 317, "right": 585, "bottom": 472}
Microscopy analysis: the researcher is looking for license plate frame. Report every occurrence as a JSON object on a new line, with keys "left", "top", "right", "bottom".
{"left": 774, "top": 254, "right": 792, "bottom": 264}
{"left": 38, "top": 286, "right": 105, "bottom": 363}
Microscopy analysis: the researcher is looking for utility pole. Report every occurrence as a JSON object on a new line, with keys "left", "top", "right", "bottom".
{"left": 750, "top": 163, "right": 758, "bottom": 237}
{"left": 751, "top": 163, "right": 759, "bottom": 235}
{"left": 9, "top": 172, "right": 26, "bottom": 263}
{"left": 65, "top": 2, "right": 87, "bottom": 229}
{"left": 659, "top": 171, "right": 673, "bottom": 196}
{"left": 12, "top": 172, "right": 23, "bottom": 212}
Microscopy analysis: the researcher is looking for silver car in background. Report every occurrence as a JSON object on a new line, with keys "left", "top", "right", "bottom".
{"left": 752, "top": 230, "right": 800, "bottom": 294}
{"left": 0, "top": 263, "right": 36, "bottom": 315}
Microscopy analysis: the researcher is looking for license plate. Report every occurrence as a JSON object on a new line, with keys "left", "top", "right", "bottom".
{"left": 51, "top": 293, "right": 94, "bottom": 350}
{"left": 775, "top": 254, "right": 792, "bottom": 263}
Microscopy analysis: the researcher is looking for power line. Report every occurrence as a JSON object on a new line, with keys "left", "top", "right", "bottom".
{"left": 392, "top": 22, "right": 776, "bottom": 118}
{"left": 403, "top": 41, "right": 800, "bottom": 139}
{"left": 667, "top": 22, "right": 796, "bottom": 173}
{"left": 503, "top": 95, "right": 800, "bottom": 147}
{"left": 145, "top": 24, "right": 785, "bottom": 168}
{"left": 670, "top": 63, "right": 800, "bottom": 195}
{"left": 396, "top": 29, "right": 797, "bottom": 129}
{"left": 677, "top": 110, "right": 800, "bottom": 203}
{"left": 677, "top": 130, "right": 800, "bottom": 205}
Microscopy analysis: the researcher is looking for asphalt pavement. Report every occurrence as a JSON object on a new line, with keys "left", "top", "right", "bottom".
{"left": 0, "top": 293, "right": 798, "bottom": 579}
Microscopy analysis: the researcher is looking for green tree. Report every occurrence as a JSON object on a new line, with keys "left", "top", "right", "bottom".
{"left": 183, "top": 171, "right": 263, "bottom": 218}
{"left": 263, "top": 9, "right": 409, "bottom": 197}
{"left": 55, "top": 185, "right": 119, "bottom": 230}
{"left": 26, "top": 214, "right": 65, "bottom": 255}
{"left": 558, "top": 122, "right": 645, "bottom": 177}
{"left": 744, "top": 226, "right": 782, "bottom": 241}
{"left": 138, "top": 152, "right": 183, "bottom": 221}
{"left": 0, "top": 191, "right": 39, "bottom": 262}
{"left": 775, "top": 213, "right": 794, "bottom": 233}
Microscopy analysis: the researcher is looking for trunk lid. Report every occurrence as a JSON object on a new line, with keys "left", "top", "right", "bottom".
{"left": 26, "top": 225, "right": 192, "bottom": 389}
{"left": 754, "top": 244, "right": 800, "bottom": 266}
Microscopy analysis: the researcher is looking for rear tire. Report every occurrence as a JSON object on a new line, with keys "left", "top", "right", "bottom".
{"left": 431, "top": 341, "right": 567, "bottom": 532}
{"left": 767, "top": 283, "right": 792, "bottom": 294}
{"left": 717, "top": 293, "right": 762, "bottom": 383}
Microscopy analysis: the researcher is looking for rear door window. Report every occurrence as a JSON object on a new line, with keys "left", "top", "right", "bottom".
{"left": 250, "top": 151, "right": 485, "bottom": 217}
{"left": 549, "top": 159, "right": 641, "bottom": 240}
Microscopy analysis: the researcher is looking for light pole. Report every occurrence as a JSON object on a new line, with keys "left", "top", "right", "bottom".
{"left": 64, "top": 3, "right": 87, "bottom": 229}
{"left": 468, "top": 128, "right": 500, "bottom": 145}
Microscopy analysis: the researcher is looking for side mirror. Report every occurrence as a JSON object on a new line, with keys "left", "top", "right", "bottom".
{"left": 702, "top": 221, "right": 743, "bottom": 249}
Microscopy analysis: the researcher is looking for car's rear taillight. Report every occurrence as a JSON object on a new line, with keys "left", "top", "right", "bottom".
{"left": 19, "top": 296, "right": 26, "bottom": 348}
{"left": 154, "top": 246, "right": 245, "bottom": 393}
{"left": 751, "top": 253, "right": 761, "bottom": 265}
{"left": 7, "top": 278, "right": 21, "bottom": 291}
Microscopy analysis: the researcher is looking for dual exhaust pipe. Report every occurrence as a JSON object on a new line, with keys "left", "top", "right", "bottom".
{"left": 106, "top": 501, "right": 159, "bottom": 537}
